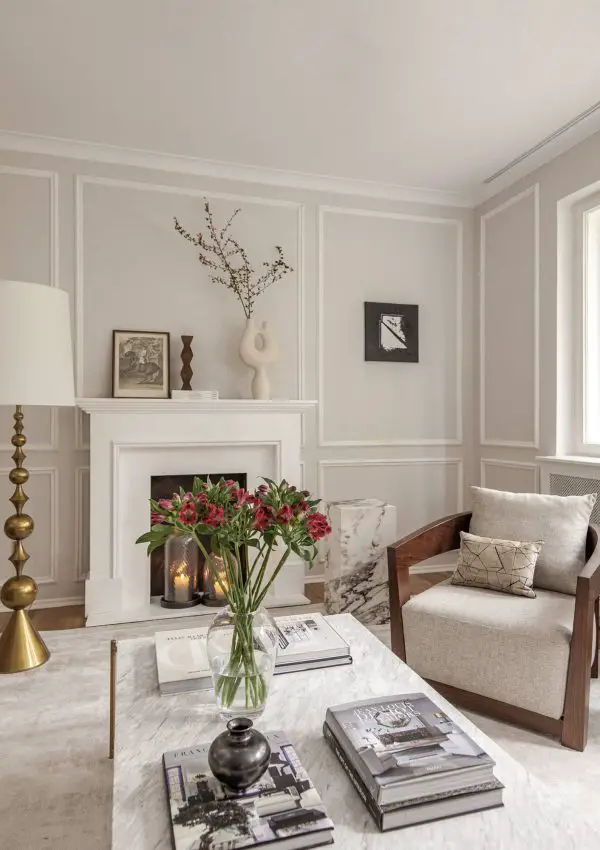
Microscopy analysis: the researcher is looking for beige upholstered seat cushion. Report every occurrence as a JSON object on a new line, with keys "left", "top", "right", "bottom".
{"left": 470, "top": 486, "right": 596, "bottom": 595}
{"left": 403, "top": 579, "right": 576, "bottom": 719}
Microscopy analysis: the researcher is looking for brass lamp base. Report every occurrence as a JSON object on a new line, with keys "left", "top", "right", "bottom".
{"left": 0, "top": 608, "right": 49, "bottom": 673}
{"left": 0, "top": 405, "right": 51, "bottom": 674}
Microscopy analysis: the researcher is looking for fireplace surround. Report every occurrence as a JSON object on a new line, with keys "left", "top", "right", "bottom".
{"left": 77, "top": 398, "right": 316, "bottom": 626}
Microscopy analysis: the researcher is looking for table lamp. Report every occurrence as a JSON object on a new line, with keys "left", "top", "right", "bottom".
{"left": 0, "top": 280, "right": 75, "bottom": 673}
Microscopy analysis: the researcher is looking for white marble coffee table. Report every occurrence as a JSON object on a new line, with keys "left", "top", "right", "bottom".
{"left": 112, "top": 614, "right": 599, "bottom": 849}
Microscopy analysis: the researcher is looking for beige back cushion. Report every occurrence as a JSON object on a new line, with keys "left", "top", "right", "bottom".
{"left": 470, "top": 486, "right": 597, "bottom": 595}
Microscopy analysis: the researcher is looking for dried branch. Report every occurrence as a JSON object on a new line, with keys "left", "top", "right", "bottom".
{"left": 174, "top": 201, "right": 294, "bottom": 319}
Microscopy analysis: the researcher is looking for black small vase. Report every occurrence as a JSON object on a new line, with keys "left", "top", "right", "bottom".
{"left": 208, "top": 718, "right": 271, "bottom": 791}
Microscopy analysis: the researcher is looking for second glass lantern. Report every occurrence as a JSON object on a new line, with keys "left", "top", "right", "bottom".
{"left": 161, "top": 530, "right": 201, "bottom": 608}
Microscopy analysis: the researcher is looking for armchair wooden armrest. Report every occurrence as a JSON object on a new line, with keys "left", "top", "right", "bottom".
{"left": 387, "top": 511, "right": 471, "bottom": 660}
{"left": 562, "top": 523, "right": 600, "bottom": 750}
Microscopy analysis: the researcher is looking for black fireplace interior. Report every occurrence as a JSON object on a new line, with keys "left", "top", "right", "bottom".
{"left": 149, "top": 472, "right": 247, "bottom": 596}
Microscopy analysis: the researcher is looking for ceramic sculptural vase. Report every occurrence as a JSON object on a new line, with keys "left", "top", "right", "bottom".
{"left": 238, "top": 318, "right": 279, "bottom": 400}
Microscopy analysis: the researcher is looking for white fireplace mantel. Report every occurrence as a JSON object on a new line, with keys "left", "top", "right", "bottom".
{"left": 77, "top": 398, "right": 318, "bottom": 415}
{"left": 79, "top": 397, "right": 317, "bottom": 626}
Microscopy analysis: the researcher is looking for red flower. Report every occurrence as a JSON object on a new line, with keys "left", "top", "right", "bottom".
{"left": 276, "top": 505, "right": 293, "bottom": 524}
{"left": 234, "top": 488, "right": 252, "bottom": 507}
{"left": 179, "top": 503, "right": 198, "bottom": 525}
{"left": 253, "top": 506, "right": 271, "bottom": 531}
{"left": 294, "top": 500, "right": 309, "bottom": 515}
{"left": 151, "top": 511, "right": 163, "bottom": 526}
{"left": 224, "top": 479, "right": 236, "bottom": 487}
{"left": 306, "top": 512, "right": 331, "bottom": 541}
{"left": 205, "top": 503, "right": 225, "bottom": 527}
{"left": 197, "top": 493, "right": 208, "bottom": 507}
{"left": 158, "top": 498, "right": 173, "bottom": 511}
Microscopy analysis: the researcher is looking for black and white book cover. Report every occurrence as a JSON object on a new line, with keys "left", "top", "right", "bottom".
{"left": 163, "top": 732, "right": 334, "bottom": 850}
{"left": 156, "top": 614, "right": 350, "bottom": 695}
{"left": 274, "top": 613, "right": 349, "bottom": 663}
{"left": 327, "top": 693, "right": 494, "bottom": 787}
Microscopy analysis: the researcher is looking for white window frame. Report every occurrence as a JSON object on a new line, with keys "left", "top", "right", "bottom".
{"left": 573, "top": 192, "right": 600, "bottom": 455}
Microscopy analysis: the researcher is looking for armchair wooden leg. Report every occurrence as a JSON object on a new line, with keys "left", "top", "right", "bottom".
{"left": 592, "top": 597, "right": 599, "bottom": 679}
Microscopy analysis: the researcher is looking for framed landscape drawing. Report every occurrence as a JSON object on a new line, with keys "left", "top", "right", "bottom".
{"left": 364, "top": 302, "right": 419, "bottom": 363}
{"left": 112, "top": 330, "right": 170, "bottom": 398}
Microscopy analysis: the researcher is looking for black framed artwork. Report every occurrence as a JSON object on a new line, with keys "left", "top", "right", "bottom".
{"left": 112, "top": 329, "right": 171, "bottom": 398}
{"left": 364, "top": 302, "right": 419, "bottom": 363}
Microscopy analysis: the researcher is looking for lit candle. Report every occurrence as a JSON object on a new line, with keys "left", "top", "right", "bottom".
{"left": 173, "top": 572, "right": 191, "bottom": 604}
{"left": 215, "top": 569, "right": 228, "bottom": 601}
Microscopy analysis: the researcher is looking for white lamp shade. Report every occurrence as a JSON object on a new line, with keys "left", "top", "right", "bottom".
{"left": 0, "top": 280, "right": 75, "bottom": 407}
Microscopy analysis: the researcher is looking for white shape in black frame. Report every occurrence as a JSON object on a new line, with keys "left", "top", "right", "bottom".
{"left": 379, "top": 314, "right": 407, "bottom": 351}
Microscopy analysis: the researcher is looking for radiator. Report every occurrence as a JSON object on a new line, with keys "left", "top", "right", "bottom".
{"left": 548, "top": 472, "right": 600, "bottom": 525}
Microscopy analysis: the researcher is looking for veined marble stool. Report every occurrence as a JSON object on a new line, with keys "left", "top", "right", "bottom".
{"left": 323, "top": 498, "right": 396, "bottom": 625}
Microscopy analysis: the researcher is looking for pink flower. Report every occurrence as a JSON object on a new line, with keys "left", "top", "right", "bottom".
{"left": 257, "top": 483, "right": 269, "bottom": 494}
{"left": 179, "top": 503, "right": 198, "bottom": 525}
{"left": 182, "top": 492, "right": 194, "bottom": 502}
{"left": 306, "top": 512, "right": 331, "bottom": 541}
{"left": 158, "top": 498, "right": 173, "bottom": 511}
{"left": 253, "top": 506, "right": 271, "bottom": 531}
{"left": 205, "top": 503, "right": 225, "bottom": 527}
{"left": 276, "top": 505, "right": 293, "bottom": 524}
{"left": 234, "top": 488, "right": 252, "bottom": 507}
{"left": 151, "top": 511, "right": 163, "bottom": 526}
{"left": 197, "top": 493, "right": 208, "bottom": 507}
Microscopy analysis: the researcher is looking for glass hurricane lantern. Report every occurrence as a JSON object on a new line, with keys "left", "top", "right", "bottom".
{"left": 161, "top": 530, "right": 201, "bottom": 608}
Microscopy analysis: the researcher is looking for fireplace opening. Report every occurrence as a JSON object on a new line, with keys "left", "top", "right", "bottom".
{"left": 149, "top": 473, "right": 247, "bottom": 596}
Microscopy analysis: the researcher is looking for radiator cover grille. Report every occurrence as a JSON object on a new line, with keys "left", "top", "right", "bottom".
{"left": 549, "top": 473, "right": 600, "bottom": 525}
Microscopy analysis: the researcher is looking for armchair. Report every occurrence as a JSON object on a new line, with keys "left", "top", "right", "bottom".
{"left": 387, "top": 511, "right": 600, "bottom": 751}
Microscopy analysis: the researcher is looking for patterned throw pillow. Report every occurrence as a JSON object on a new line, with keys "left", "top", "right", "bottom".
{"left": 451, "top": 531, "right": 543, "bottom": 598}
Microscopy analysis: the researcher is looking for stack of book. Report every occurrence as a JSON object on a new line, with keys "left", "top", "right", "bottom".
{"left": 163, "top": 731, "right": 334, "bottom": 850}
{"left": 155, "top": 613, "right": 351, "bottom": 695}
{"left": 323, "top": 692, "right": 504, "bottom": 831}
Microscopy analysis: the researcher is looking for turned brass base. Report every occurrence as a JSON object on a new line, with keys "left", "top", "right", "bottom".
{"left": 0, "top": 404, "right": 51, "bottom": 674}
{"left": 0, "top": 608, "right": 50, "bottom": 673}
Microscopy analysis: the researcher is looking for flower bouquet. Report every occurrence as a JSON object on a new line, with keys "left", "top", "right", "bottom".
{"left": 136, "top": 477, "right": 331, "bottom": 716}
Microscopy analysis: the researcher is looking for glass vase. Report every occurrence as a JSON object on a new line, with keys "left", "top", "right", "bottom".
{"left": 206, "top": 605, "right": 278, "bottom": 720}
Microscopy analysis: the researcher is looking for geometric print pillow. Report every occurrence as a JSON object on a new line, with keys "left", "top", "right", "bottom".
{"left": 451, "top": 531, "right": 543, "bottom": 598}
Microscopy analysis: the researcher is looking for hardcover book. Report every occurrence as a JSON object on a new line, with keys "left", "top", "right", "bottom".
{"left": 155, "top": 614, "right": 350, "bottom": 695}
{"left": 323, "top": 721, "right": 504, "bottom": 830}
{"left": 163, "top": 732, "right": 334, "bottom": 850}
{"left": 325, "top": 693, "right": 496, "bottom": 805}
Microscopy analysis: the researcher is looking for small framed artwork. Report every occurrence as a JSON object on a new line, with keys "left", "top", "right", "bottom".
{"left": 112, "top": 330, "right": 170, "bottom": 398}
{"left": 364, "top": 302, "right": 419, "bottom": 363}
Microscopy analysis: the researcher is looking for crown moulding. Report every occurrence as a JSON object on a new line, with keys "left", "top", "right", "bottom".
{"left": 0, "top": 129, "right": 474, "bottom": 208}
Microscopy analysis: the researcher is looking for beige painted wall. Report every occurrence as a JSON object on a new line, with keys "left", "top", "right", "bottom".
{"left": 475, "top": 126, "right": 600, "bottom": 493}
{"left": 0, "top": 150, "right": 473, "bottom": 606}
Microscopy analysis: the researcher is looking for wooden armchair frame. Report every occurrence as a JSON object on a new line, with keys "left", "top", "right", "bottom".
{"left": 387, "top": 511, "right": 600, "bottom": 751}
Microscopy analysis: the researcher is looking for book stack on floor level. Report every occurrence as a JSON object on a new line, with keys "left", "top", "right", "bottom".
{"left": 163, "top": 731, "right": 334, "bottom": 849}
{"left": 155, "top": 613, "right": 351, "bottom": 695}
{"left": 323, "top": 693, "right": 504, "bottom": 831}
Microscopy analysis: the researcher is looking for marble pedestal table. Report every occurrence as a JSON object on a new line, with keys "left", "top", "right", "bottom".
{"left": 112, "top": 614, "right": 599, "bottom": 849}
{"left": 324, "top": 499, "right": 396, "bottom": 624}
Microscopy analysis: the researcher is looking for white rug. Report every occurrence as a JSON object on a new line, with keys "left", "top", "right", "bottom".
{"left": 2, "top": 612, "right": 599, "bottom": 849}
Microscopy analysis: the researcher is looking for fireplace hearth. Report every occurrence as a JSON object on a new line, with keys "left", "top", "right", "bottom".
{"left": 149, "top": 472, "right": 247, "bottom": 596}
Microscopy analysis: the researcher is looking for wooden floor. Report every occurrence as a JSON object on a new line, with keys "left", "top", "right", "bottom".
{"left": 0, "top": 572, "right": 451, "bottom": 632}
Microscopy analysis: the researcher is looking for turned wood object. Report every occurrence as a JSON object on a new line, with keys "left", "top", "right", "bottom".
{"left": 180, "top": 335, "right": 193, "bottom": 391}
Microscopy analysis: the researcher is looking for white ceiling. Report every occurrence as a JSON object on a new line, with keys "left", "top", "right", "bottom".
{"left": 2, "top": 0, "right": 600, "bottom": 200}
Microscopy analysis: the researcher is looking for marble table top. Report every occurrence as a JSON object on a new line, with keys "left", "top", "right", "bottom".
{"left": 112, "top": 614, "right": 599, "bottom": 849}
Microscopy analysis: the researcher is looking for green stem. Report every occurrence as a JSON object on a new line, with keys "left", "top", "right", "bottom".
{"left": 254, "top": 547, "right": 291, "bottom": 609}
{"left": 249, "top": 540, "right": 273, "bottom": 608}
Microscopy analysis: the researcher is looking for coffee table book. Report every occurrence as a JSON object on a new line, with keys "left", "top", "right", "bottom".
{"left": 325, "top": 693, "right": 496, "bottom": 806}
{"left": 323, "top": 722, "right": 504, "bottom": 831}
{"left": 162, "top": 731, "right": 334, "bottom": 850}
{"left": 155, "top": 613, "right": 351, "bottom": 695}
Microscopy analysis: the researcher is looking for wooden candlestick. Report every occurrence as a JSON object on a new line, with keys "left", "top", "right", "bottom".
{"left": 180, "top": 335, "right": 193, "bottom": 391}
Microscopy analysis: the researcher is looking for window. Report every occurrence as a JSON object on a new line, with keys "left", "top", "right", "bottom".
{"left": 574, "top": 197, "right": 600, "bottom": 452}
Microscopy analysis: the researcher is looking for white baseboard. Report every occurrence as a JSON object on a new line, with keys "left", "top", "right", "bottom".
{"left": 33, "top": 596, "right": 84, "bottom": 609}
{"left": 304, "top": 573, "right": 325, "bottom": 584}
